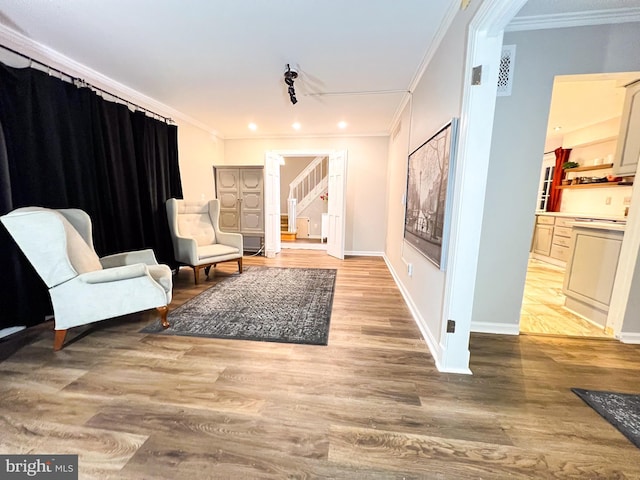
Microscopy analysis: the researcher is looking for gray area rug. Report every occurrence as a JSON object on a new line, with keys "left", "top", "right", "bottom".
{"left": 572, "top": 388, "right": 640, "bottom": 449}
{"left": 141, "top": 266, "right": 336, "bottom": 345}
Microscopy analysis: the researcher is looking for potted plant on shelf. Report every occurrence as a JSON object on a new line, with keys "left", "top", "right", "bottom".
{"left": 562, "top": 161, "right": 579, "bottom": 169}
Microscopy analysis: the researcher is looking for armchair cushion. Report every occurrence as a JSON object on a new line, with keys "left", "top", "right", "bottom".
{"left": 198, "top": 244, "right": 240, "bottom": 261}
{"left": 100, "top": 249, "right": 159, "bottom": 268}
{"left": 176, "top": 204, "right": 216, "bottom": 246}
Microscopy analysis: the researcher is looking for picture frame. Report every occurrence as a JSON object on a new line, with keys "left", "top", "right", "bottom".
{"left": 404, "top": 119, "right": 458, "bottom": 270}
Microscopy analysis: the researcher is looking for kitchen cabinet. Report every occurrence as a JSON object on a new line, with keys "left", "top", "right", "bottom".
{"left": 532, "top": 216, "right": 554, "bottom": 257}
{"left": 550, "top": 217, "right": 574, "bottom": 262}
{"left": 563, "top": 222, "right": 625, "bottom": 327}
{"left": 613, "top": 80, "right": 640, "bottom": 176}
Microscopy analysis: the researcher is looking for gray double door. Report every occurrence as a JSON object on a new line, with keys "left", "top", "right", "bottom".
{"left": 215, "top": 167, "right": 264, "bottom": 236}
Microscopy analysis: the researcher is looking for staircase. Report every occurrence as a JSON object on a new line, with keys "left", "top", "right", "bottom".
{"left": 281, "top": 214, "right": 296, "bottom": 241}
{"left": 286, "top": 156, "right": 328, "bottom": 231}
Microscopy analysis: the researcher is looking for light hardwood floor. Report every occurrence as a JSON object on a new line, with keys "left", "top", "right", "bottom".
{"left": 1, "top": 250, "right": 639, "bottom": 479}
{"left": 520, "top": 259, "right": 610, "bottom": 338}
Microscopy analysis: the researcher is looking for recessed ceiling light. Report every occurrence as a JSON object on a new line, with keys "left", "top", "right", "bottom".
{"left": 554, "top": 126, "right": 562, "bottom": 131}
{"left": 292, "top": 122, "right": 301, "bottom": 130}
{"left": 337, "top": 121, "right": 348, "bottom": 129}
{"left": 248, "top": 123, "right": 257, "bottom": 131}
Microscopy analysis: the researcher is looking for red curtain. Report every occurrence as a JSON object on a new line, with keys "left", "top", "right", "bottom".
{"left": 547, "top": 147, "right": 572, "bottom": 212}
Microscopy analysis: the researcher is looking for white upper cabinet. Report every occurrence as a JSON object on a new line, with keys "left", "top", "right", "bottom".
{"left": 613, "top": 80, "right": 640, "bottom": 176}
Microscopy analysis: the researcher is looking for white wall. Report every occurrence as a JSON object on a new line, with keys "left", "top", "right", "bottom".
{"left": 472, "top": 22, "right": 640, "bottom": 333}
{"left": 177, "top": 126, "right": 223, "bottom": 201}
{"left": 224, "top": 136, "right": 389, "bottom": 254}
{"left": 385, "top": 3, "right": 480, "bottom": 360}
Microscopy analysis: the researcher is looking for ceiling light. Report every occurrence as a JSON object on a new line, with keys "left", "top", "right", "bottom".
{"left": 338, "top": 121, "right": 347, "bottom": 129}
{"left": 554, "top": 126, "right": 562, "bottom": 131}
{"left": 248, "top": 123, "right": 257, "bottom": 131}
{"left": 292, "top": 122, "right": 301, "bottom": 130}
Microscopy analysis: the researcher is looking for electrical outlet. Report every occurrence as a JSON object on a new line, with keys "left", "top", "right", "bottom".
{"left": 407, "top": 263, "right": 413, "bottom": 277}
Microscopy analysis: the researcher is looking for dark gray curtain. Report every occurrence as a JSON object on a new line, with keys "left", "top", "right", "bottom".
{"left": 0, "top": 62, "right": 183, "bottom": 330}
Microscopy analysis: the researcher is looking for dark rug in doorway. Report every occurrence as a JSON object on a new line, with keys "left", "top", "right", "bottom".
{"left": 572, "top": 388, "right": 640, "bottom": 449}
{"left": 141, "top": 266, "right": 337, "bottom": 345}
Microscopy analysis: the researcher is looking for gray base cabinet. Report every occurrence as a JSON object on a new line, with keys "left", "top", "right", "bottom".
{"left": 562, "top": 225, "right": 624, "bottom": 327}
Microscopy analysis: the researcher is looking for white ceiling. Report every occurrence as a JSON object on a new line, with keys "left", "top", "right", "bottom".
{"left": 546, "top": 73, "right": 640, "bottom": 138}
{"left": 0, "top": 0, "right": 455, "bottom": 138}
{"left": 0, "top": 1, "right": 639, "bottom": 139}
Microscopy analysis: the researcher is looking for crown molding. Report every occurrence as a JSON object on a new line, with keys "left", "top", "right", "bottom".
{"left": 506, "top": 7, "right": 640, "bottom": 32}
{"left": 387, "top": 1, "right": 459, "bottom": 135}
{"left": 0, "top": 24, "right": 220, "bottom": 138}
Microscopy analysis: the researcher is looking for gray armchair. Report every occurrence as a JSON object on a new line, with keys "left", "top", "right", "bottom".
{"left": 1, "top": 207, "right": 172, "bottom": 351}
{"left": 166, "top": 198, "right": 243, "bottom": 284}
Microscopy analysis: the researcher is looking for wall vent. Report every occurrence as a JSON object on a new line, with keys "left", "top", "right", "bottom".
{"left": 497, "top": 45, "right": 516, "bottom": 96}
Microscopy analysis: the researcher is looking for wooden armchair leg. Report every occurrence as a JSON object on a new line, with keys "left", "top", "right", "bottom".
{"left": 157, "top": 306, "right": 170, "bottom": 328}
{"left": 53, "top": 329, "right": 67, "bottom": 351}
{"left": 238, "top": 257, "right": 243, "bottom": 274}
{"left": 193, "top": 266, "right": 199, "bottom": 285}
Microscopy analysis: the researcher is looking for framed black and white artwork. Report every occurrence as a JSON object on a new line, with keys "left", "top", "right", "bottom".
{"left": 404, "top": 119, "right": 458, "bottom": 270}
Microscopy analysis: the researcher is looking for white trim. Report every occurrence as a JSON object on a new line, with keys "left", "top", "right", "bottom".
{"left": 471, "top": 322, "right": 520, "bottom": 335}
{"left": 383, "top": 255, "right": 443, "bottom": 369}
{"left": 507, "top": 8, "right": 640, "bottom": 32}
{"left": 345, "top": 250, "right": 384, "bottom": 257}
{"left": 281, "top": 242, "right": 327, "bottom": 251}
{"left": 436, "top": 0, "right": 529, "bottom": 374}
{"left": 619, "top": 332, "right": 640, "bottom": 344}
{"left": 225, "top": 132, "right": 389, "bottom": 141}
{"left": 0, "top": 326, "right": 26, "bottom": 339}
{"left": 0, "top": 24, "right": 218, "bottom": 137}
{"left": 383, "top": 255, "right": 471, "bottom": 374}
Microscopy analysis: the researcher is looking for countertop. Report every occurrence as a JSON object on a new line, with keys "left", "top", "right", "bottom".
{"left": 571, "top": 221, "right": 626, "bottom": 232}
{"left": 535, "top": 211, "right": 627, "bottom": 222}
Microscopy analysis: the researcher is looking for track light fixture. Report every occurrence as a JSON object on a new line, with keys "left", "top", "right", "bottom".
{"left": 284, "top": 64, "right": 298, "bottom": 105}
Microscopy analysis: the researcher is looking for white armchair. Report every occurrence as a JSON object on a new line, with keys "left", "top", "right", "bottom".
{"left": 0, "top": 207, "right": 172, "bottom": 351}
{"left": 166, "top": 198, "right": 243, "bottom": 284}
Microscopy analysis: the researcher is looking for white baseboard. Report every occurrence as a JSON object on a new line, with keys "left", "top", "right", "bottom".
{"left": 383, "top": 255, "right": 446, "bottom": 371}
{"left": 619, "top": 332, "right": 640, "bottom": 344}
{"left": 346, "top": 251, "right": 384, "bottom": 257}
{"left": 0, "top": 326, "right": 26, "bottom": 339}
{"left": 471, "top": 322, "right": 520, "bottom": 335}
{"left": 281, "top": 243, "right": 326, "bottom": 251}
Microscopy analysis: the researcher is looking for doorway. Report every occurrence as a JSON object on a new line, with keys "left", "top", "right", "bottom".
{"left": 263, "top": 149, "right": 347, "bottom": 259}
{"left": 519, "top": 73, "right": 638, "bottom": 339}
{"left": 279, "top": 155, "right": 329, "bottom": 252}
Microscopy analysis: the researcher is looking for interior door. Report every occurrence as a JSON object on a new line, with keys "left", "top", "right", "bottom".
{"left": 327, "top": 150, "right": 347, "bottom": 259}
{"left": 264, "top": 152, "right": 282, "bottom": 258}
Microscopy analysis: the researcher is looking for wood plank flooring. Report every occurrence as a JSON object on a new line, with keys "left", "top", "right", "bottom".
{"left": 1, "top": 250, "right": 639, "bottom": 479}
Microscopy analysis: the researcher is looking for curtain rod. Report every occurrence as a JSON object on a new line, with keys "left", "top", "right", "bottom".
{"left": 0, "top": 43, "right": 174, "bottom": 124}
